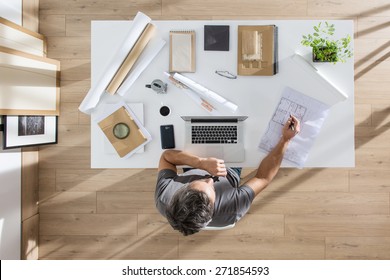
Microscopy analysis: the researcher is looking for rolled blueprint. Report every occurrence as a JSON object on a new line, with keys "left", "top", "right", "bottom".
{"left": 117, "top": 38, "right": 166, "bottom": 96}
{"left": 79, "top": 12, "right": 151, "bottom": 114}
{"left": 164, "top": 72, "right": 218, "bottom": 115}
{"left": 173, "top": 73, "right": 238, "bottom": 113}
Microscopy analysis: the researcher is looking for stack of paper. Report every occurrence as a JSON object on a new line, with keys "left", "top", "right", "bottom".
{"left": 95, "top": 101, "right": 152, "bottom": 159}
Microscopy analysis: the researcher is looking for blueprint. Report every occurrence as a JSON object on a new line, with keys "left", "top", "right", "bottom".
{"left": 259, "top": 87, "right": 330, "bottom": 167}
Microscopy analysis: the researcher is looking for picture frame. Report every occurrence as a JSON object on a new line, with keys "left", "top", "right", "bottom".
{"left": 2, "top": 115, "right": 58, "bottom": 149}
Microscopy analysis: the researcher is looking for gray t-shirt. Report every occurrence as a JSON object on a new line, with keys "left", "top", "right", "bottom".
{"left": 155, "top": 168, "right": 255, "bottom": 227}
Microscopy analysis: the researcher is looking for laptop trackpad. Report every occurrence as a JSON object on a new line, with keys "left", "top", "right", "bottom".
{"left": 207, "top": 146, "right": 223, "bottom": 159}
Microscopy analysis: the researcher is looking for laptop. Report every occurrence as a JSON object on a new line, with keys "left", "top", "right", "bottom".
{"left": 181, "top": 116, "right": 248, "bottom": 162}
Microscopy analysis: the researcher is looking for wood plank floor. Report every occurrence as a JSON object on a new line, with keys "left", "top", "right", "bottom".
{"left": 38, "top": 0, "right": 390, "bottom": 260}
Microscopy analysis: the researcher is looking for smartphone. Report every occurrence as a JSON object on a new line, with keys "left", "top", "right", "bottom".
{"left": 160, "top": 125, "right": 175, "bottom": 149}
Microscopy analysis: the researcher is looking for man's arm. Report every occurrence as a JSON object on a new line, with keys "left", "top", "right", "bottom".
{"left": 244, "top": 115, "right": 300, "bottom": 196}
{"left": 158, "top": 149, "right": 227, "bottom": 176}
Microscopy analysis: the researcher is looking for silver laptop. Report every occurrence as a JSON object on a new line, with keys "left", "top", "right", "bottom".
{"left": 181, "top": 116, "right": 248, "bottom": 163}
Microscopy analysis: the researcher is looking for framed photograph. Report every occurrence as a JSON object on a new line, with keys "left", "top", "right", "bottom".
{"left": 2, "top": 115, "right": 58, "bottom": 149}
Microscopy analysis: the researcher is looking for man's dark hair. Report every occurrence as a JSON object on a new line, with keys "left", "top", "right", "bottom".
{"left": 166, "top": 183, "right": 213, "bottom": 236}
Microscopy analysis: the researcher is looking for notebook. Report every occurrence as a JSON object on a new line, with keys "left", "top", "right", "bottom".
{"left": 169, "top": 30, "right": 196, "bottom": 72}
{"left": 181, "top": 116, "right": 248, "bottom": 163}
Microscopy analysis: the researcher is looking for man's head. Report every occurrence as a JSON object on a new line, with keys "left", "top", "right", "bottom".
{"left": 166, "top": 178, "right": 215, "bottom": 236}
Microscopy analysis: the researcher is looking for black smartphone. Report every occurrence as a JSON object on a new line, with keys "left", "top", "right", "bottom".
{"left": 160, "top": 124, "right": 175, "bottom": 149}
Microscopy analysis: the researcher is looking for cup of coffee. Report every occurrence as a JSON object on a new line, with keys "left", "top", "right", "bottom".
{"left": 160, "top": 105, "right": 171, "bottom": 117}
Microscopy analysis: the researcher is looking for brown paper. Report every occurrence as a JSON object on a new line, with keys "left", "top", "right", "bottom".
{"left": 106, "top": 23, "right": 156, "bottom": 95}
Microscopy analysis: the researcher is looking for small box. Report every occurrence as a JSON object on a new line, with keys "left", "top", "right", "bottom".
{"left": 204, "top": 25, "right": 230, "bottom": 51}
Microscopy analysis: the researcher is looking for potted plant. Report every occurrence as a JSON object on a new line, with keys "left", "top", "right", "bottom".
{"left": 301, "top": 22, "right": 353, "bottom": 63}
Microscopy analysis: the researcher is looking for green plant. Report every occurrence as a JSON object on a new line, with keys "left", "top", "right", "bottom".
{"left": 301, "top": 22, "right": 353, "bottom": 63}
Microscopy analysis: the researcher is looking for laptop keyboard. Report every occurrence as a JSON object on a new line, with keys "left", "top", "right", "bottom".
{"left": 192, "top": 125, "right": 238, "bottom": 144}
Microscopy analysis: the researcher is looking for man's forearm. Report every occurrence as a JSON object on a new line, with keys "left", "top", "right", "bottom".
{"left": 162, "top": 150, "right": 202, "bottom": 168}
{"left": 243, "top": 116, "right": 298, "bottom": 196}
{"left": 161, "top": 150, "right": 227, "bottom": 176}
{"left": 256, "top": 138, "right": 290, "bottom": 184}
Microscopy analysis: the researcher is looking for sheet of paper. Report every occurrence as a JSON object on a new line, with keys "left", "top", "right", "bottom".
{"left": 259, "top": 87, "right": 330, "bottom": 168}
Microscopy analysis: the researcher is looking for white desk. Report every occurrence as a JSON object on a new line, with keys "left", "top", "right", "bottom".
{"left": 90, "top": 20, "right": 354, "bottom": 168}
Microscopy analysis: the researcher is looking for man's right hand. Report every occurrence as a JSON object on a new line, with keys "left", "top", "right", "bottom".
{"left": 243, "top": 115, "right": 301, "bottom": 197}
{"left": 282, "top": 114, "right": 300, "bottom": 142}
{"left": 199, "top": 157, "right": 227, "bottom": 177}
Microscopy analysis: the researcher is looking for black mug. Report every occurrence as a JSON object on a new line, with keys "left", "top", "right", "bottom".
{"left": 159, "top": 105, "right": 171, "bottom": 117}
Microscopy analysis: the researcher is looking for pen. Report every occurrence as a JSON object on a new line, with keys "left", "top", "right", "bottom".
{"left": 289, "top": 114, "right": 295, "bottom": 131}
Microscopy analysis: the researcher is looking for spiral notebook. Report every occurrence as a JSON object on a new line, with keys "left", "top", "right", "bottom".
{"left": 169, "top": 30, "right": 196, "bottom": 72}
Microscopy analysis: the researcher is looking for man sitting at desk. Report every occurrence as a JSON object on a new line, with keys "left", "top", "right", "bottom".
{"left": 155, "top": 115, "right": 300, "bottom": 236}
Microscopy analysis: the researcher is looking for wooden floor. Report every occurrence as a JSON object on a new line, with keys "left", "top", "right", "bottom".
{"left": 37, "top": 0, "right": 390, "bottom": 259}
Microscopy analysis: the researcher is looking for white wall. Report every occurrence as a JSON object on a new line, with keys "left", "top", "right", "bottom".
{"left": 0, "top": 0, "right": 23, "bottom": 260}
{"left": 0, "top": 137, "right": 21, "bottom": 260}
